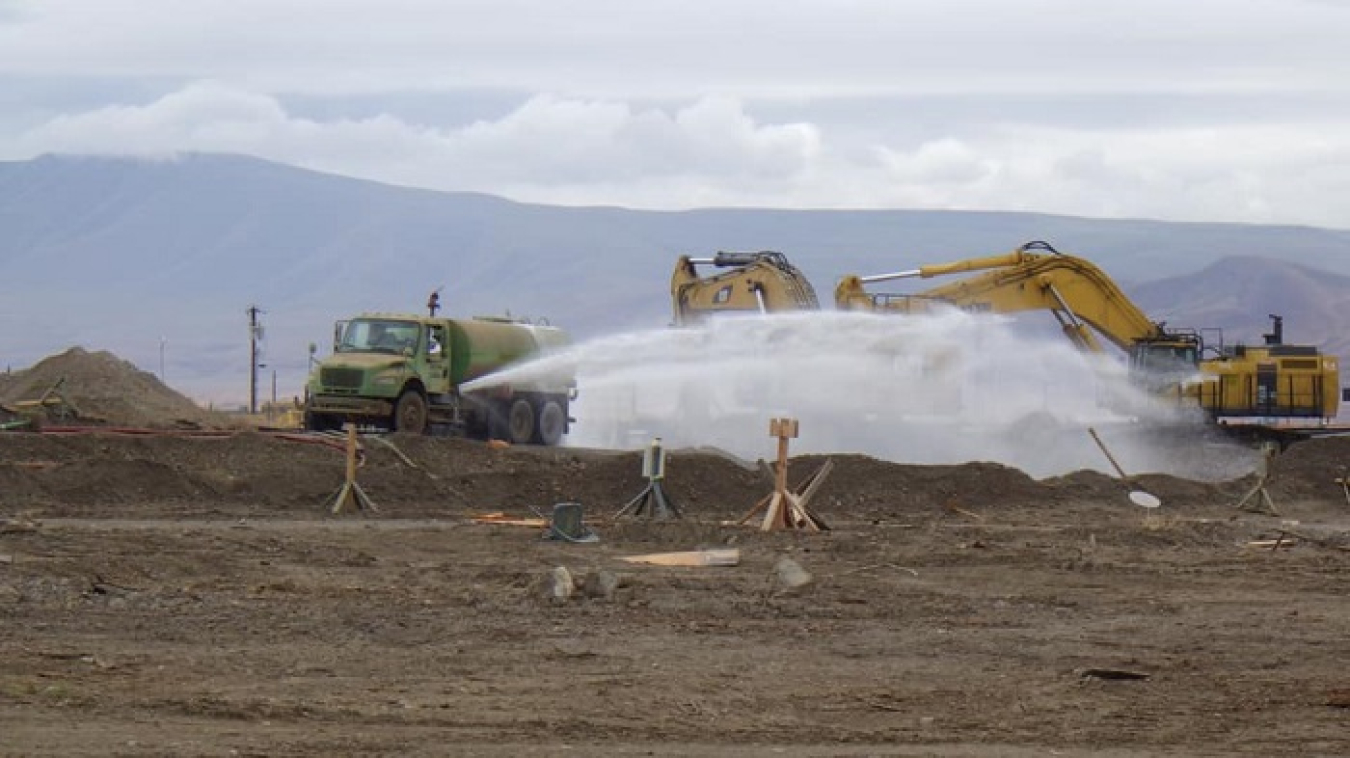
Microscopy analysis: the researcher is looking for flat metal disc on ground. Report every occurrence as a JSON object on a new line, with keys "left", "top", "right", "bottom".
{"left": 1129, "top": 490, "right": 1162, "bottom": 508}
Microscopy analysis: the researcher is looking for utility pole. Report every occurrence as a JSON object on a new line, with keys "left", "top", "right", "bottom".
{"left": 247, "top": 305, "right": 265, "bottom": 414}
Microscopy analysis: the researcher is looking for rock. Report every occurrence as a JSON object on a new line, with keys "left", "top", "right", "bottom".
{"left": 0, "top": 583, "right": 21, "bottom": 605}
{"left": 582, "top": 569, "right": 620, "bottom": 600}
{"left": 0, "top": 516, "right": 39, "bottom": 535}
{"left": 774, "top": 556, "right": 813, "bottom": 592}
{"left": 538, "top": 566, "right": 574, "bottom": 604}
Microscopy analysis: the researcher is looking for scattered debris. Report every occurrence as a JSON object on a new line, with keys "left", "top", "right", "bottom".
{"left": 7, "top": 460, "right": 59, "bottom": 470}
{"left": 368, "top": 435, "right": 434, "bottom": 478}
{"left": 1274, "top": 528, "right": 1350, "bottom": 553}
{"left": 1246, "top": 537, "right": 1299, "bottom": 551}
{"left": 89, "top": 576, "right": 141, "bottom": 597}
{"left": 0, "top": 515, "right": 40, "bottom": 534}
{"left": 1079, "top": 668, "right": 1150, "bottom": 681}
{"left": 0, "top": 377, "right": 86, "bottom": 424}
{"left": 943, "top": 499, "right": 985, "bottom": 521}
{"left": 839, "top": 563, "right": 919, "bottom": 578}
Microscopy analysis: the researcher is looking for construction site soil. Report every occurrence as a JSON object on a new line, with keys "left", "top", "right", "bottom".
{"left": 2, "top": 348, "right": 1350, "bottom": 756}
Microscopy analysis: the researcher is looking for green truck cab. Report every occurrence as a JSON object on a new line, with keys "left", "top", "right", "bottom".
{"left": 303, "top": 310, "right": 575, "bottom": 445}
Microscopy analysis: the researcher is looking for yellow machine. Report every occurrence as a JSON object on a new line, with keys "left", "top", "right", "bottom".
{"left": 670, "top": 251, "right": 819, "bottom": 326}
{"left": 834, "top": 240, "right": 1341, "bottom": 421}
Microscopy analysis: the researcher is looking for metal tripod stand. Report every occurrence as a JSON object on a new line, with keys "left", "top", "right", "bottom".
{"left": 615, "top": 437, "right": 682, "bottom": 519}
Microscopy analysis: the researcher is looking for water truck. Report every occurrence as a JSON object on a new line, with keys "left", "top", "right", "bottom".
{"left": 303, "top": 292, "right": 575, "bottom": 445}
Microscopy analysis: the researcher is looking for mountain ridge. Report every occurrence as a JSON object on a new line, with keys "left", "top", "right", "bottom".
{"left": 3, "top": 153, "right": 1349, "bottom": 404}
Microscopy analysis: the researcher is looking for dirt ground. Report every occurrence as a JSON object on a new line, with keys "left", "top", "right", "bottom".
{"left": 2, "top": 427, "right": 1349, "bottom": 758}
{"left": 3, "top": 349, "right": 1350, "bottom": 756}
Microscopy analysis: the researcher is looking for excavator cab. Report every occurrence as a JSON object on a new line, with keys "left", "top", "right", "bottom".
{"left": 1127, "top": 336, "right": 1203, "bottom": 393}
{"left": 1130, "top": 336, "right": 1201, "bottom": 372}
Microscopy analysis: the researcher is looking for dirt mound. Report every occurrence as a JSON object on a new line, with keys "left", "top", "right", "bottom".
{"left": 1267, "top": 434, "right": 1350, "bottom": 501}
{"left": 0, "top": 347, "right": 233, "bottom": 429}
{"left": 0, "top": 430, "right": 1261, "bottom": 520}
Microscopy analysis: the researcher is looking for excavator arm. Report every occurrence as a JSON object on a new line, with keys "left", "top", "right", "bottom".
{"left": 835, "top": 241, "right": 1194, "bottom": 363}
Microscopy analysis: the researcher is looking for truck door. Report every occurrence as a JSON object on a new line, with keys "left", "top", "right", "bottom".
{"left": 1255, "top": 362, "right": 1277, "bottom": 414}
{"left": 427, "top": 324, "right": 451, "bottom": 392}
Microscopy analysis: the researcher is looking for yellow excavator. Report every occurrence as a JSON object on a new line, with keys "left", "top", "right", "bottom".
{"left": 834, "top": 240, "right": 1342, "bottom": 422}
{"left": 670, "top": 251, "right": 820, "bottom": 326}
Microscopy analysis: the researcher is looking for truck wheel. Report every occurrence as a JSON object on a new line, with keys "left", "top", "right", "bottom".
{"left": 394, "top": 390, "right": 428, "bottom": 434}
{"left": 507, "top": 398, "right": 535, "bottom": 444}
{"left": 535, "top": 400, "right": 566, "bottom": 446}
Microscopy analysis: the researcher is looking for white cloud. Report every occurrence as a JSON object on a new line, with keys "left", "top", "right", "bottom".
{"left": 5, "top": 0, "right": 1350, "bottom": 228}
{"left": 15, "top": 83, "right": 824, "bottom": 196}
{"left": 13, "top": 81, "right": 1350, "bottom": 228}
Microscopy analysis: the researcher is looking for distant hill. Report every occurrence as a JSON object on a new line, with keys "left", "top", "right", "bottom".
{"left": 3, "top": 153, "right": 1350, "bottom": 403}
{"left": 1133, "top": 257, "right": 1350, "bottom": 359}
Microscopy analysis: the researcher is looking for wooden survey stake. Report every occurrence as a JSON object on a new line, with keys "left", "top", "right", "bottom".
{"left": 737, "top": 418, "right": 830, "bottom": 531}
{"left": 330, "top": 423, "right": 378, "bottom": 514}
{"left": 1235, "top": 442, "right": 1278, "bottom": 515}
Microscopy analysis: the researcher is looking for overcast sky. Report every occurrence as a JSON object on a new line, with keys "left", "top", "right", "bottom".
{"left": 4, "top": 0, "right": 1350, "bottom": 228}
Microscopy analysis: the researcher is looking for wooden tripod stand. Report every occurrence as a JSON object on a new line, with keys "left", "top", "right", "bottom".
{"left": 330, "top": 424, "right": 378, "bottom": 514}
{"left": 738, "top": 418, "right": 830, "bottom": 531}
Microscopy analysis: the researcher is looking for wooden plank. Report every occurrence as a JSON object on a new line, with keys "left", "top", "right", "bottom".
{"left": 1246, "top": 538, "right": 1298, "bottom": 549}
{"left": 470, "top": 513, "right": 549, "bottom": 527}
{"left": 617, "top": 548, "right": 740, "bottom": 567}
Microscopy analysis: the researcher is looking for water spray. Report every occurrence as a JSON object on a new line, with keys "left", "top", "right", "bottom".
{"left": 466, "top": 310, "right": 1259, "bottom": 480}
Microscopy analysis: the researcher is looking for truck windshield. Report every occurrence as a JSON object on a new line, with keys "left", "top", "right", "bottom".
{"left": 338, "top": 319, "right": 420, "bottom": 355}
